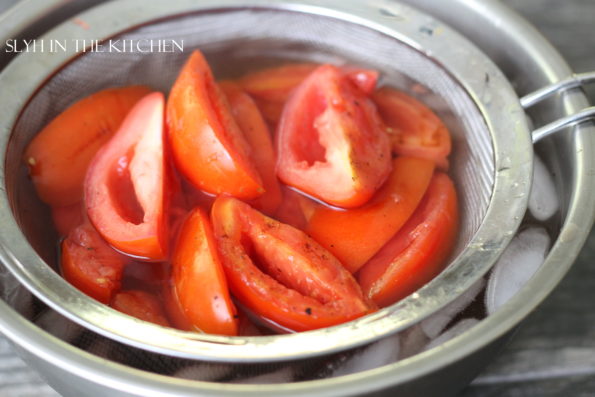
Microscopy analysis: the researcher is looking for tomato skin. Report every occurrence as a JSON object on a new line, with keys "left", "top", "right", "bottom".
{"left": 171, "top": 207, "right": 238, "bottom": 336}
{"left": 111, "top": 290, "right": 170, "bottom": 327}
{"left": 219, "top": 81, "right": 282, "bottom": 215}
{"left": 211, "top": 196, "right": 372, "bottom": 332}
{"left": 61, "top": 222, "right": 127, "bottom": 304}
{"left": 85, "top": 92, "right": 168, "bottom": 261}
{"left": 24, "top": 86, "right": 152, "bottom": 206}
{"left": 167, "top": 50, "right": 263, "bottom": 199}
{"left": 373, "top": 87, "right": 451, "bottom": 170}
{"left": 306, "top": 157, "right": 435, "bottom": 273}
{"left": 358, "top": 173, "right": 459, "bottom": 307}
{"left": 276, "top": 64, "right": 392, "bottom": 208}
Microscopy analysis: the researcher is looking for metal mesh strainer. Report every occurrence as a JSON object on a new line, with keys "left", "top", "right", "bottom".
{"left": 0, "top": 0, "right": 550, "bottom": 366}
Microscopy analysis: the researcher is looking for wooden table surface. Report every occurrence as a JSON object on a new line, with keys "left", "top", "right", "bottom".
{"left": 1, "top": 1, "right": 594, "bottom": 396}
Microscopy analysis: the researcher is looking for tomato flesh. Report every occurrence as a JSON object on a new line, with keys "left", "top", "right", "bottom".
{"left": 61, "top": 222, "right": 127, "bottom": 304}
{"left": 85, "top": 92, "right": 168, "bottom": 261}
{"left": 24, "top": 86, "right": 151, "bottom": 206}
{"left": 358, "top": 172, "right": 459, "bottom": 307}
{"left": 306, "top": 157, "right": 435, "bottom": 273}
{"left": 373, "top": 87, "right": 451, "bottom": 169}
{"left": 276, "top": 64, "right": 392, "bottom": 208}
{"left": 171, "top": 207, "right": 239, "bottom": 336}
{"left": 211, "top": 196, "right": 372, "bottom": 332}
{"left": 167, "top": 50, "right": 263, "bottom": 199}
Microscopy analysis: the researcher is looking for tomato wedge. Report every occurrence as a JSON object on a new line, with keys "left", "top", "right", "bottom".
{"left": 24, "top": 86, "right": 152, "bottom": 206}
{"left": 171, "top": 207, "right": 238, "bottom": 336}
{"left": 238, "top": 63, "right": 377, "bottom": 125}
{"left": 61, "top": 222, "right": 127, "bottom": 304}
{"left": 373, "top": 87, "right": 451, "bottom": 170}
{"left": 211, "top": 196, "right": 372, "bottom": 332}
{"left": 219, "top": 81, "right": 282, "bottom": 215}
{"left": 167, "top": 50, "right": 263, "bottom": 199}
{"left": 239, "top": 63, "right": 319, "bottom": 104}
{"left": 85, "top": 92, "right": 168, "bottom": 261}
{"left": 111, "top": 290, "right": 170, "bottom": 327}
{"left": 306, "top": 157, "right": 435, "bottom": 273}
{"left": 358, "top": 172, "right": 459, "bottom": 307}
{"left": 276, "top": 64, "right": 392, "bottom": 208}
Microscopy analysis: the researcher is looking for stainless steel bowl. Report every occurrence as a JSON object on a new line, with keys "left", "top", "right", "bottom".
{"left": 0, "top": 0, "right": 593, "bottom": 396}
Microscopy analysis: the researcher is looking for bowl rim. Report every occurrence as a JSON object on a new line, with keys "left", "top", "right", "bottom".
{"left": 0, "top": 0, "right": 531, "bottom": 362}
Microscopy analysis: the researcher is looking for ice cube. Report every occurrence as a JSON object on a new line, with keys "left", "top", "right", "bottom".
{"left": 399, "top": 324, "right": 430, "bottom": 360}
{"left": 421, "top": 278, "right": 485, "bottom": 339}
{"left": 528, "top": 154, "right": 559, "bottom": 221}
{"left": 34, "top": 309, "right": 83, "bottom": 343}
{"left": 485, "top": 227, "right": 550, "bottom": 314}
{"left": 424, "top": 318, "right": 480, "bottom": 351}
{"left": 331, "top": 333, "right": 400, "bottom": 377}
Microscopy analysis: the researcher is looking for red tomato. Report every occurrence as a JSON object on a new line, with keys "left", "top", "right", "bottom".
{"left": 239, "top": 63, "right": 377, "bottom": 125}
{"left": 61, "top": 222, "right": 127, "bottom": 304}
{"left": 239, "top": 63, "right": 319, "bottom": 104}
{"left": 85, "top": 92, "right": 168, "bottom": 261}
{"left": 111, "top": 290, "right": 170, "bottom": 327}
{"left": 306, "top": 157, "right": 435, "bottom": 273}
{"left": 51, "top": 202, "right": 84, "bottom": 237}
{"left": 167, "top": 50, "right": 263, "bottom": 199}
{"left": 24, "top": 86, "right": 152, "bottom": 206}
{"left": 276, "top": 64, "right": 392, "bottom": 208}
{"left": 171, "top": 207, "right": 238, "bottom": 336}
{"left": 211, "top": 196, "right": 372, "bottom": 332}
{"left": 219, "top": 81, "right": 282, "bottom": 215}
{"left": 358, "top": 173, "right": 459, "bottom": 307}
{"left": 373, "top": 87, "right": 451, "bottom": 170}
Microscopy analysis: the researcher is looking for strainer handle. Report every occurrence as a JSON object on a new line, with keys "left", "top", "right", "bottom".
{"left": 520, "top": 72, "right": 595, "bottom": 143}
